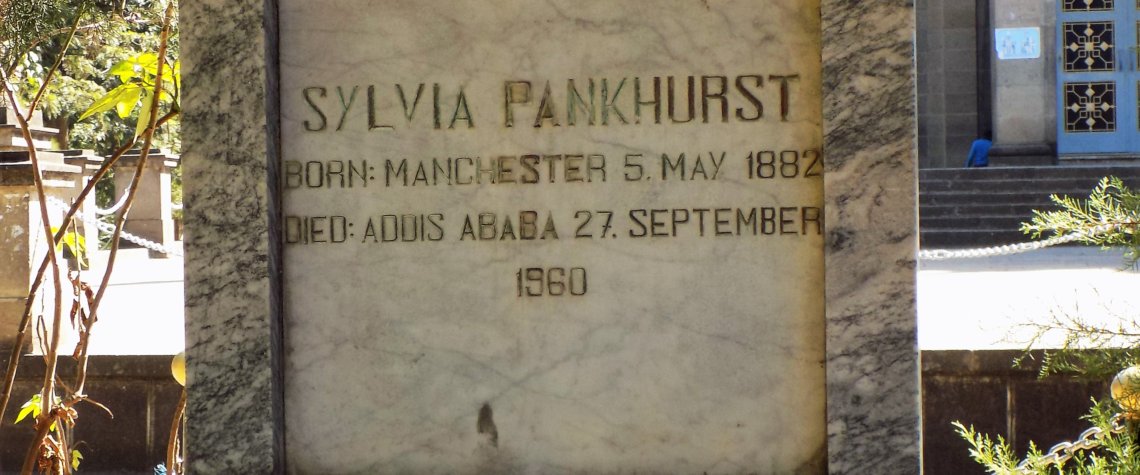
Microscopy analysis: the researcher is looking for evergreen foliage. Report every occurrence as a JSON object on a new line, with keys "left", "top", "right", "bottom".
{"left": 1023, "top": 177, "right": 1140, "bottom": 269}
{"left": 960, "top": 177, "right": 1140, "bottom": 473}
{"left": 958, "top": 399, "right": 1140, "bottom": 474}
{"left": 1016, "top": 178, "right": 1140, "bottom": 380}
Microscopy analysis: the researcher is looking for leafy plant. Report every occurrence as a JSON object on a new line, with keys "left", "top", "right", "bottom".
{"left": 49, "top": 225, "right": 87, "bottom": 267}
{"left": 957, "top": 399, "right": 1140, "bottom": 474}
{"left": 1022, "top": 177, "right": 1140, "bottom": 268}
{"left": 1011, "top": 178, "right": 1140, "bottom": 382}
{"left": 78, "top": 51, "right": 179, "bottom": 139}
{"left": 4, "top": 0, "right": 181, "bottom": 154}
{"left": 954, "top": 421, "right": 1026, "bottom": 472}
{"left": 16, "top": 394, "right": 45, "bottom": 426}
{"left": 15, "top": 394, "right": 60, "bottom": 432}
{"left": 0, "top": 1, "right": 180, "bottom": 473}
{"left": 958, "top": 177, "right": 1140, "bottom": 473}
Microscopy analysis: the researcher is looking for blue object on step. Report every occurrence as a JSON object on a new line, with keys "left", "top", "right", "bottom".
{"left": 965, "top": 138, "right": 991, "bottom": 168}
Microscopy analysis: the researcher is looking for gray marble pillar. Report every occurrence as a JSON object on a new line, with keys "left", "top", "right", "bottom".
{"left": 181, "top": 0, "right": 282, "bottom": 472}
{"left": 822, "top": 1, "right": 921, "bottom": 472}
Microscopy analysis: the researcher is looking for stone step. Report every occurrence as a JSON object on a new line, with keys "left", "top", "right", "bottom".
{"left": 920, "top": 176, "right": 1131, "bottom": 193}
{"left": 919, "top": 165, "right": 1140, "bottom": 182}
{"left": 919, "top": 215, "right": 1033, "bottom": 230}
{"left": 916, "top": 165, "right": 1140, "bottom": 248}
{"left": 919, "top": 229, "right": 1047, "bottom": 248}
{"left": 920, "top": 203, "right": 1061, "bottom": 218}
{"left": 919, "top": 191, "right": 1057, "bottom": 206}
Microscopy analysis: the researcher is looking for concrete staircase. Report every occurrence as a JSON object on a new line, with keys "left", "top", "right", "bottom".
{"left": 919, "top": 165, "right": 1140, "bottom": 248}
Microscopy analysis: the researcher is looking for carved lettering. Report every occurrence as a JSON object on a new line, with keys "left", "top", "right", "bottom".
{"left": 297, "top": 73, "right": 803, "bottom": 131}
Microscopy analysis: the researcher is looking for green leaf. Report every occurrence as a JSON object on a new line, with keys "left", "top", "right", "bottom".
{"left": 78, "top": 83, "right": 143, "bottom": 121}
{"left": 71, "top": 450, "right": 83, "bottom": 470}
{"left": 63, "top": 230, "right": 87, "bottom": 267}
{"left": 50, "top": 226, "right": 63, "bottom": 253}
{"left": 109, "top": 53, "right": 160, "bottom": 82}
{"left": 17, "top": 394, "right": 59, "bottom": 431}
{"left": 14, "top": 394, "right": 41, "bottom": 424}
{"left": 135, "top": 89, "right": 153, "bottom": 139}
{"left": 136, "top": 53, "right": 160, "bottom": 76}
{"left": 158, "top": 62, "right": 175, "bottom": 85}
{"left": 64, "top": 231, "right": 86, "bottom": 256}
{"left": 115, "top": 86, "right": 143, "bottom": 119}
{"left": 50, "top": 226, "right": 88, "bottom": 267}
{"left": 109, "top": 60, "right": 135, "bottom": 83}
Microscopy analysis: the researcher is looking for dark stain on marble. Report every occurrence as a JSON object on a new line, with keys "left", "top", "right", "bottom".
{"left": 477, "top": 402, "right": 499, "bottom": 447}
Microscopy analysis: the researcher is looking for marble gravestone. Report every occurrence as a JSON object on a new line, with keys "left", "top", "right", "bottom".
{"left": 181, "top": 0, "right": 919, "bottom": 473}
{"left": 281, "top": 0, "right": 823, "bottom": 472}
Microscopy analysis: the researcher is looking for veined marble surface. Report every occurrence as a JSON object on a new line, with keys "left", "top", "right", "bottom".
{"left": 180, "top": 0, "right": 919, "bottom": 472}
{"left": 822, "top": 0, "right": 920, "bottom": 473}
{"left": 281, "top": 0, "right": 825, "bottom": 472}
{"left": 181, "top": 0, "right": 282, "bottom": 472}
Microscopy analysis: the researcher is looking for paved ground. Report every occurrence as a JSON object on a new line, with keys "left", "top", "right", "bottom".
{"left": 65, "top": 246, "right": 185, "bottom": 355}
{"left": 63, "top": 244, "right": 1140, "bottom": 354}
{"left": 919, "top": 246, "right": 1140, "bottom": 350}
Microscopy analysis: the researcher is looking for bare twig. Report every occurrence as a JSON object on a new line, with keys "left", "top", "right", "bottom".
{"left": 15, "top": 394, "right": 90, "bottom": 474}
{"left": 71, "top": 278, "right": 95, "bottom": 390}
{"left": 1, "top": 75, "right": 66, "bottom": 475}
{"left": 83, "top": 2, "right": 175, "bottom": 398}
{"left": 0, "top": 3, "right": 176, "bottom": 472}
{"left": 166, "top": 389, "right": 187, "bottom": 473}
{"left": 0, "top": 4, "right": 92, "bottom": 425}
{"left": 0, "top": 110, "right": 176, "bottom": 425}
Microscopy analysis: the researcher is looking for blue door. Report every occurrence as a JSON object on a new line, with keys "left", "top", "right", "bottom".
{"left": 1057, "top": 0, "right": 1140, "bottom": 156}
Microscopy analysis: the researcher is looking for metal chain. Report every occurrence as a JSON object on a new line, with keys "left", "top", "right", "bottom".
{"left": 918, "top": 223, "right": 1121, "bottom": 261}
{"left": 46, "top": 196, "right": 183, "bottom": 257}
{"left": 1013, "top": 413, "right": 1127, "bottom": 473}
{"left": 91, "top": 188, "right": 131, "bottom": 216}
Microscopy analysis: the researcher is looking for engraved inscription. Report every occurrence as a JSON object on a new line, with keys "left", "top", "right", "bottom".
{"left": 286, "top": 70, "right": 819, "bottom": 297}
{"left": 516, "top": 267, "right": 588, "bottom": 297}
{"left": 298, "top": 73, "right": 803, "bottom": 132}
{"left": 284, "top": 139, "right": 824, "bottom": 296}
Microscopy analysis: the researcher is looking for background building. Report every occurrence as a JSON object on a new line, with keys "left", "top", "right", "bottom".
{"left": 919, "top": 0, "right": 1140, "bottom": 167}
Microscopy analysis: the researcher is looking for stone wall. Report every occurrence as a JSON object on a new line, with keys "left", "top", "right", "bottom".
{"left": 917, "top": 0, "right": 984, "bottom": 168}
{"left": 918, "top": 0, "right": 1061, "bottom": 167}
{"left": 922, "top": 350, "right": 1109, "bottom": 475}
{"left": 0, "top": 356, "right": 182, "bottom": 474}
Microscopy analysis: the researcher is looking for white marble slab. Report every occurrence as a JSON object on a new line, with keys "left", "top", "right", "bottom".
{"left": 280, "top": 1, "right": 825, "bottom": 472}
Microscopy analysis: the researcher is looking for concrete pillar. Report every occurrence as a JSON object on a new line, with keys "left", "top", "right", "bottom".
{"left": 0, "top": 108, "right": 58, "bottom": 152}
{"left": 0, "top": 150, "right": 83, "bottom": 352}
{"left": 112, "top": 149, "right": 179, "bottom": 257}
{"left": 991, "top": 0, "right": 1056, "bottom": 147}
